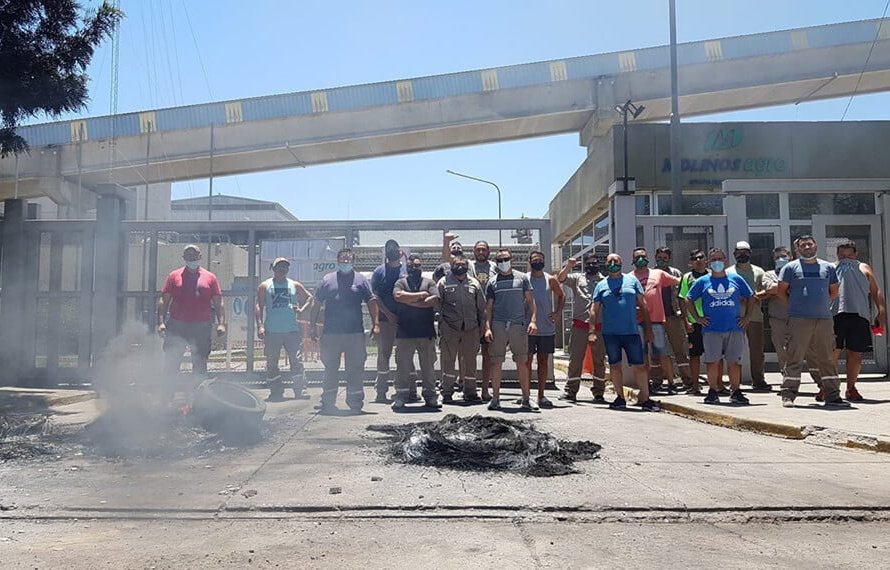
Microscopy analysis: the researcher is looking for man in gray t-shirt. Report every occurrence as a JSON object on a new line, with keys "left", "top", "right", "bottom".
{"left": 483, "top": 248, "right": 537, "bottom": 411}
{"left": 776, "top": 235, "right": 844, "bottom": 407}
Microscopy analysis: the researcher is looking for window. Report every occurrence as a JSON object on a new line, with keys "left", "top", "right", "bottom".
{"left": 790, "top": 225, "right": 812, "bottom": 244}
{"left": 594, "top": 213, "right": 609, "bottom": 241}
{"left": 657, "top": 193, "right": 724, "bottom": 215}
{"left": 745, "top": 194, "right": 780, "bottom": 219}
{"left": 635, "top": 195, "right": 651, "bottom": 215}
{"left": 788, "top": 193, "right": 875, "bottom": 219}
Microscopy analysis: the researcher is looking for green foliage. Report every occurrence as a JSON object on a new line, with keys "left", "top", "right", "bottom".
{"left": 0, "top": 0, "right": 122, "bottom": 157}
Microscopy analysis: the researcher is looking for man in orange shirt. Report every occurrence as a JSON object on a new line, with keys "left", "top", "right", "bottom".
{"left": 631, "top": 247, "right": 680, "bottom": 391}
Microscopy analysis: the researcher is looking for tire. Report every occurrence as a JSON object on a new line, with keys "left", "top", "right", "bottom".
{"left": 193, "top": 379, "right": 266, "bottom": 443}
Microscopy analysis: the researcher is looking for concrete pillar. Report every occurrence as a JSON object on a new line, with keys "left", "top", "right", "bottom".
{"left": 725, "top": 194, "right": 747, "bottom": 250}
{"left": 92, "top": 194, "right": 126, "bottom": 362}
{"left": 0, "top": 199, "right": 27, "bottom": 385}
{"left": 609, "top": 180, "right": 636, "bottom": 260}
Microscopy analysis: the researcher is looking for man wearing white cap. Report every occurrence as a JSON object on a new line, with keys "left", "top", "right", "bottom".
{"left": 728, "top": 240, "right": 771, "bottom": 391}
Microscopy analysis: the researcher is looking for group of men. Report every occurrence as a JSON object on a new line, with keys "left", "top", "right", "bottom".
{"left": 156, "top": 231, "right": 885, "bottom": 414}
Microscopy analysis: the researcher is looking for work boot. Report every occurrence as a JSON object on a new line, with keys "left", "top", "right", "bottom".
{"left": 292, "top": 374, "right": 309, "bottom": 399}
{"left": 373, "top": 390, "right": 390, "bottom": 404}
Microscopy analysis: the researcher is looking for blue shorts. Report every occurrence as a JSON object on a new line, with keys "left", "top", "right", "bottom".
{"left": 603, "top": 334, "right": 645, "bottom": 366}
{"left": 638, "top": 323, "right": 668, "bottom": 357}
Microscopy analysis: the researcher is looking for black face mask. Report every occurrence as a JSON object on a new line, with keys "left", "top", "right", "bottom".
{"left": 451, "top": 265, "right": 468, "bottom": 276}
{"left": 385, "top": 249, "right": 400, "bottom": 262}
{"left": 735, "top": 253, "right": 751, "bottom": 264}
{"left": 584, "top": 264, "right": 598, "bottom": 274}
{"left": 407, "top": 268, "right": 422, "bottom": 278}
{"left": 530, "top": 261, "right": 545, "bottom": 271}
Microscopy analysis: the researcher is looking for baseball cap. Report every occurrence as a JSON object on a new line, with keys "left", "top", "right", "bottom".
{"left": 735, "top": 241, "right": 751, "bottom": 250}
{"left": 183, "top": 244, "right": 201, "bottom": 255}
{"left": 271, "top": 257, "right": 290, "bottom": 268}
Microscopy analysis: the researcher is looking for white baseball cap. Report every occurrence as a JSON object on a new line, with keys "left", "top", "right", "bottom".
{"left": 735, "top": 241, "right": 751, "bottom": 250}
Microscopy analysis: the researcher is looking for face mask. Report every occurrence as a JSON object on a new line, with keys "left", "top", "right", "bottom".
{"left": 710, "top": 260, "right": 725, "bottom": 273}
{"left": 186, "top": 260, "right": 200, "bottom": 270}
{"left": 386, "top": 249, "right": 400, "bottom": 262}
{"left": 655, "top": 259, "right": 669, "bottom": 268}
{"left": 451, "top": 249, "right": 463, "bottom": 257}
{"left": 606, "top": 262, "right": 622, "bottom": 274}
{"left": 634, "top": 257, "right": 649, "bottom": 268}
{"left": 337, "top": 262, "right": 353, "bottom": 273}
{"left": 735, "top": 253, "right": 751, "bottom": 264}
{"left": 584, "top": 264, "right": 598, "bottom": 274}
{"left": 496, "top": 261, "right": 511, "bottom": 272}
{"left": 407, "top": 267, "right": 422, "bottom": 278}
{"left": 452, "top": 265, "right": 468, "bottom": 276}
{"left": 799, "top": 253, "right": 817, "bottom": 261}
{"left": 530, "top": 261, "right": 545, "bottom": 271}
{"left": 775, "top": 257, "right": 789, "bottom": 270}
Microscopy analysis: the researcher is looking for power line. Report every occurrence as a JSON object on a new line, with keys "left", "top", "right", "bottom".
{"left": 841, "top": 0, "right": 890, "bottom": 121}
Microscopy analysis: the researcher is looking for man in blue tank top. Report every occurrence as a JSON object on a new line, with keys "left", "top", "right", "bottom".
{"left": 256, "top": 257, "right": 313, "bottom": 401}
{"left": 526, "top": 250, "right": 565, "bottom": 408}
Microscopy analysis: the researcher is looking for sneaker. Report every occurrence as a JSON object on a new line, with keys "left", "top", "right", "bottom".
{"left": 391, "top": 399, "right": 406, "bottom": 411}
{"left": 717, "top": 387, "right": 731, "bottom": 397}
{"left": 293, "top": 389, "right": 310, "bottom": 400}
{"left": 373, "top": 392, "right": 390, "bottom": 404}
{"left": 592, "top": 395, "right": 607, "bottom": 405}
{"left": 347, "top": 405, "right": 363, "bottom": 414}
{"left": 408, "top": 392, "right": 420, "bottom": 403}
{"left": 558, "top": 392, "right": 577, "bottom": 402}
{"left": 685, "top": 386, "right": 702, "bottom": 396}
{"left": 649, "top": 381, "right": 664, "bottom": 394}
{"left": 703, "top": 389, "right": 720, "bottom": 404}
{"left": 729, "top": 389, "right": 750, "bottom": 405}
{"left": 824, "top": 397, "right": 852, "bottom": 408}
{"left": 441, "top": 394, "right": 455, "bottom": 404}
{"left": 751, "top": 382, "right": 772, "bottom": 392}
{"left": 463, "top": 393, "right": 482, "bottom": 403}
{"left": 814, "top": 388, "right": 824, "bottom": 402}
{"left": 537, "top": 396, "right": 554, "bottom": 409}
{"left": 267, "top": 391, "right": 285, "bottom": 402}
{"left": 487, "top": 397, "right": 501, "bottom": 411}
{"left": 845, "top": 387, "right": 864, "bottom": 402}
{"left": 609, "top": 396, "right": 627, "bottom": 410}
{"left": 481, "top": 393, "right": 492, "bottom": 402}
{"left": 424, "top": 400, "right": 443, "bottom": 410}
{"left": 520, "top": 399, "right": 537, "bottom": 412}
{"left": 640, "top": 399, "right": 661, "bottom": 412}
{"left": 781, "top": 397, "right": 795, "bottom": 408}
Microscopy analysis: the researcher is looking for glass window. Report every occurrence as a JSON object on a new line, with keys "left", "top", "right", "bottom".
{"left": 790, "top": 225, "right": 812, "bottom": 244}
{"left": 635, "top": 195, "right": 651, "bottom": 215}
{"left": 745, "top": 194, "right": 780, "bottom": 219}
{"left": 747, "top": 231, "right": 776, "bottom": 270}
{"left": 594, "top": 213, "right": 609, "bottom": 241}
{"left": 788, "top": 193, "right": 875, "bottom": 219}
{"left": 657, "top": 194, "right": 724, "bottom": 215}
{"left": 635, "top": 225, "right": 644, "bottom": 248}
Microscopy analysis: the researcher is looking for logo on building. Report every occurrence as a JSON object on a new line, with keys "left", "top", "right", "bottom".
{"left": 704, "top": 128, "right": 743, "bottom": 151}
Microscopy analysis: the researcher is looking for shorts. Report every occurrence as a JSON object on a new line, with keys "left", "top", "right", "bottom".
{"left": 638, "top": 323, "right": 668, "bottom": 356}
{"left": 702, "top": 330, "right": 747, "bottom": 364}
{"left": 527, "top": 334, "right": 555, "bottom": 355}
{"left": 603, "top": 334, "right": 645, "bottom": 366}
{"left": 834, "top": 313, "right": 872, "bottom": 353}
{"left": 490, "top": 321, "right": 529, "bottom": 363}
{"left": 688, "top": 323, "right": 704, "bottom": 357}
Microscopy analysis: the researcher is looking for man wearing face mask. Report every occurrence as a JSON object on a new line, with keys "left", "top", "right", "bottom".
{"left": 484, "top": 249, "right": 538, "bottom": 411}
{"left": 472, "top": 240, "right": 498, "bottom": 401}
{"left": 556, "top": 253, "right": 608, "bottom": 403}
{"left": 433, "top": 231, "right": 465, "bottom": 282}
{"left": 158, "top": 244, "right": 225, "bottom": 378}
{"left": 831, "top": 241, "right": 887, "bottom": 402}
{"left": 678, "top": 249, "right": 709, "bottom": 394}
{"left": 777, "top": 235, "right": 846, "bottom": 407}
{"left": 392, "top": 254, "right": 441, "bottom": 410}
{"left": 256, "top": 257, "right": 313, "bottom": 401}
{"left": 685, "top": 248, "right": 754, "bottom": 405}
{"left": 589, "top": 254, "right": 660, "bottom": 411}
{"left": 654, "top": 246, "right": 692, "bottom": 392}
{"left": 310, "top": 249, "right": 380, "bottom": 414}
{"left": 526, "top": 251, "right": 566, "bottom": 409}
{"left": 370, "top": 239, "right": 408, "bottom": 403}
{"left": 437, "top": 254, "right": 486, "bottom": 403}
{"left": 727, "top": 241, "right": 771, "bottom": 392}
{"left": 632, "top": 247, "right": 681, "bottom": 391}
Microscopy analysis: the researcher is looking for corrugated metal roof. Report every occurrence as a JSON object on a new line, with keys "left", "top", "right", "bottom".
{"left": 17, "top": 18, "right": 887, "bottom": 148}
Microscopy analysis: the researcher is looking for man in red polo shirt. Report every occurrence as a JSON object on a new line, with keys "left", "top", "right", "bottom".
{"left": 157, "top": 244, "right": 226, "bottom": 375}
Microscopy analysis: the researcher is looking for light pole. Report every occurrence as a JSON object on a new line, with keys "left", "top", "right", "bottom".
{"left": 614, "top": 100, "right": 645, "bottom": 194}
{"left": 446, "top": 169, "right": 503, "bottom": 247}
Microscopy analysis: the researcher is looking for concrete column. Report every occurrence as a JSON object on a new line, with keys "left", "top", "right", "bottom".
{"left": 725, "top": 194, "right": 747, "bottom": 250}
{"left": 92, "top": 195, "right": 126, "bottom": 362}
{"left": 0, "top": 200, "right": 27, "bottom": 385}
{"left": 609, "top": 180, "right": 636, "bottom": 260}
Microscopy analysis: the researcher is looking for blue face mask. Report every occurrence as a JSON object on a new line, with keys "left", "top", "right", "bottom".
{"left": 775, "top": 257, "right": 789, "bottom": 270}
{"left": 338, "top": 262, "right": 354, "bottom": 273}
{"left": 186, "top": 260, "right": 200, "bottom": 270}
{"left": 710, "top": 260, "right": 725, "bottom": 273}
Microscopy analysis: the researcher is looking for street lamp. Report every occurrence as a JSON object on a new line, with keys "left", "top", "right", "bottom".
{"left": 446, "top": 169, "right": 503, "bottom": 247}
{"left": 614, "top": 99, "right": 645, "bottom": 195}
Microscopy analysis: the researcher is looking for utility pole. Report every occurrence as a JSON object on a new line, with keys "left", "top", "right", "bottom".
{"left": 669, "top": 0, "right": 682, "bottom": 214}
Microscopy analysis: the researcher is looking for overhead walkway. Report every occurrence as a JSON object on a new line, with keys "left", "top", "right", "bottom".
{"left": 2, "top": 19, "right": 890, "bottom": 200}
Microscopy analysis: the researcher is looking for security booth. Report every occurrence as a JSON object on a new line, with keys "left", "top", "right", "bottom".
{"left": 549, "top": 121, "right": 890, "bottom": 374}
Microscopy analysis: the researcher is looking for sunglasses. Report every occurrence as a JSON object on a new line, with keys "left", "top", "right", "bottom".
{"left": 692, "top": 255, "right": 705, "bottom": 260}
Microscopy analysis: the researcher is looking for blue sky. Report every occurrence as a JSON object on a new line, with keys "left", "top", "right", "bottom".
{"left": 49, "top": 0, "right": 890, "bottom": 220}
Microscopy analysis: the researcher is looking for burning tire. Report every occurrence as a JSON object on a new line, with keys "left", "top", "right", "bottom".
{"left": 193, "top": 379, "right": 266, "bottom": 443}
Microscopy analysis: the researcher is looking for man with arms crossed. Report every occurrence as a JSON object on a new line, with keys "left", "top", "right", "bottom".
{"left": 526, "top": 251, "right": 565, "bottom": 408}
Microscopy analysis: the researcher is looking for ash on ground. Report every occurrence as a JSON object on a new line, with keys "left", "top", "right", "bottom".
{"left": 368, "top": 414, "right": 602, "bottom": 477}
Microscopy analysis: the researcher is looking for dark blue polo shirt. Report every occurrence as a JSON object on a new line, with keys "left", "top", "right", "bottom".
{"left": 315, "top": 271, "right": 373, "bottom": 334}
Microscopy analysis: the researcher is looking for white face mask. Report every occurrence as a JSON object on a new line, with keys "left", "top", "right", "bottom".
{"left": 186, "top": 260, "right": 200, "bottom": 270}
{"left": 496, "top": 261, "right": 511, "bottom": 273}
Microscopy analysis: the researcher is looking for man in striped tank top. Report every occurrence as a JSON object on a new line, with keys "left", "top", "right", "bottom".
{"left": 256, "top": 257, "right": 314, "bottom": 401}
{"left": 832, "top": 241, "right": 886, "bottom": 402}
{"left": 526, "top": 251, "right": 565, "bottom": 408}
